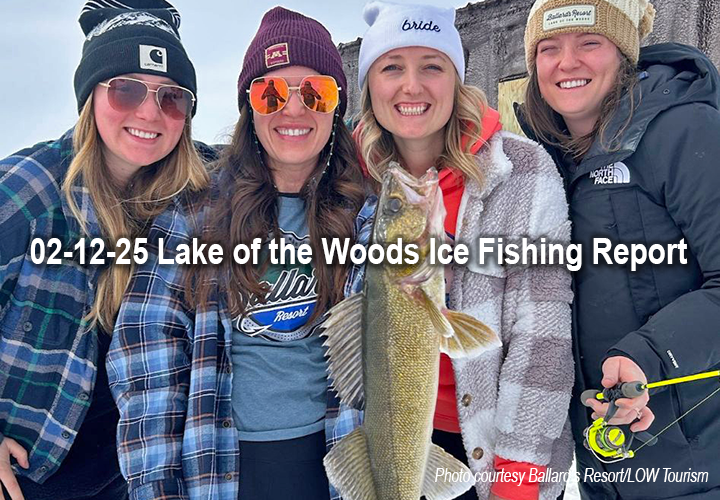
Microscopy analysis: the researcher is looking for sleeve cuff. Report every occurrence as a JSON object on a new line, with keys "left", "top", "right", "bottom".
{"left": 129, "top": 478, "right": 187, "bottom": 500}
{"left": 490, "top": 456, "right": 544, "bottom": 500}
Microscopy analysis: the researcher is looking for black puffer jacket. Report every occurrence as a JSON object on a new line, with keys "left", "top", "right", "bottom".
{"left": 519, "top": 43, "right": 720, "bottom": 499}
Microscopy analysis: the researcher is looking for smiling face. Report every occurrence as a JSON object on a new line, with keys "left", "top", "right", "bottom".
{"left": 93, "top": 73, "right": 186, "bottom": 187}
{"left": 535, "top": 32, "right": 622, "bottom": 137}
{"left": 252, "top": 65, "right": 335, "bottom": 181}
{"left": 367, "top": 46, "right": 456, "bottom": 147}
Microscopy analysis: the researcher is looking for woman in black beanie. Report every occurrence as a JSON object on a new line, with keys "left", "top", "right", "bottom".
{"left": 0, "top": 1, "right": 208, "bottom": 499}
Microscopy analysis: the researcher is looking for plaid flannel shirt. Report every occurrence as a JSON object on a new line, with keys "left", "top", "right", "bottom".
{"left": 107, "top": 190, "right": 376, "bottom": 500}
{"left": 0, "top": 129, "right": 105, "bottom": 483}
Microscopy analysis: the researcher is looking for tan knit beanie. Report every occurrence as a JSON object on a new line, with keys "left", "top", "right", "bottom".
{"left": 525, "top": 0, "right": 656, "bottom": 72}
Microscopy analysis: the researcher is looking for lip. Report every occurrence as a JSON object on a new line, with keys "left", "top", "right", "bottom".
{"left": 394, "top": 102, "right": 431, "bottom": 116}
{"left": 125, "top": 127, "right": 161, "bottom": 142}
{"left": 274, "top": 125, "right": 313, "bottom": 141}
{"left": 556, "top": 78, "right": 592, "bottom": 90}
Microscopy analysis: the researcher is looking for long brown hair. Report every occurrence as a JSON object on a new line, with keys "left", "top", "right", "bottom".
{"left": 357, "top": 73, "right": 488, "bottom": 186}
{"left": 186, "top": 104, "right": 365, "bottom": 322}
{"left": 522, "top": 54, "right": 640, "bottom": 160}
{"left": 63, "top": 94, "right": 209, "bottom": 332}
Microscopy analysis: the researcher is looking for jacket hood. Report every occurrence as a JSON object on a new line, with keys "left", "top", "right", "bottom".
{"left": 585, "top": 42, "right": 720, "bottom": 162}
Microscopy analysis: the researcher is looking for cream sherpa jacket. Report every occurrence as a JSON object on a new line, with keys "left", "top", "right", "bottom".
{"left": 449, "top": 130, "right": 574, "bottom": 500}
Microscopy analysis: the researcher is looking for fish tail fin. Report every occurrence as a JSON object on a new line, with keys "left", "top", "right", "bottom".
{"left": 440, "top": 310, "right": 500, "bottom": 359}
{"left": 324, "top": 427, "right": 378, "bottom": 500}
{"left": 422, "top": 443, "right": 475, "bottom": 500}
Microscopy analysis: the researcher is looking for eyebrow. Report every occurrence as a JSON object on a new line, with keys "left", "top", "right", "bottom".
{"left": 384, "top": 54, "right": 447, "bottom": 61}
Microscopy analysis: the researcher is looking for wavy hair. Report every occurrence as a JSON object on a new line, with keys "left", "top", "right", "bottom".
{"left": 63, "top": 93, "right": 209, "bottom": 332}
{"left": 357, "top": 73, "right": 488, "bottom": 187}
{"left": 186, "top": 104, "right": 366, "bottom": 322}
{"left": 522, "top": 54, "right": 640, "bottom": 160}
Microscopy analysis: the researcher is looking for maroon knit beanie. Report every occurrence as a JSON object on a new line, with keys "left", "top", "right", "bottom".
{"left": 237, "top": 7, "right": 348, "bottom": 117}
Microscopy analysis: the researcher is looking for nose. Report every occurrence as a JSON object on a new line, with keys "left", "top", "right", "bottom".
{"left": 281, "top": 89, "right": 306, "bottom": 117}
{"left": 558, "top": 45, "right": 581, "bottom": 72}
{"left": 134, "top": 89, "right": 163, "bottom": 121}
{"left": 401, "top": 69, "right": 422, "bottom": 95}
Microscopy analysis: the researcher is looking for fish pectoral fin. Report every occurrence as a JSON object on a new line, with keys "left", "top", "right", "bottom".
{"left": 418, "top": 289, "right": 454, "bottom": 338}
{"left": 440, "top": 310, "right": 501, "bottom": 359}
{"left": 321, "top": 292, "right": 365, "bottom": 409}
{"left": 324, "top": 427, "right": 377, "bottom": 500}
{"left": 422, "top": 443, "right": 475, "bottom": 500}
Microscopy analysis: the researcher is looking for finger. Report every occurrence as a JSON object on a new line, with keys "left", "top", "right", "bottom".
{"left": 586, "top": 400, "right": 608, "bottom": 414}
{"left": 615, "top": 394, "right": 650, "bottom": 409}
{"left": 630, "top": 406, "right": 656, "bottom": 433}
{"left": 605, "top": 410, "right": 637, "bottom": 425}
{"left": 602, "top": 358, "right": 621, "bottom": 388}
{"left": 3, "top": 442, "right": 28, "bottom": 470}
{"left": 0, "top": 467, "right": 24, "bottom": 500}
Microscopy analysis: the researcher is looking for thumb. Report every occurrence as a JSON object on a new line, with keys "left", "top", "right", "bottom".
{"left": 602, "top": 357, "right": 621, "bottom": 388}
{"left": 4, "top": 440, "right": 29, "bottom": 469}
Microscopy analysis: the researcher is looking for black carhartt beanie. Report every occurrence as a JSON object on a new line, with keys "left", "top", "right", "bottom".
{"left": 73, "top": 0, "right": 197, "bottom": 115}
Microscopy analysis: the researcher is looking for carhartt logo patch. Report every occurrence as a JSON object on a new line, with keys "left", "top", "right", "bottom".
{"left": 543, "top": 5, "right": 596, "bottom": 31}
{"left": 589, "top": 162, "right": 631, "bottom": 185}
{"left": 265, "top": 43, "right": 290, "bottom": 69}
{"left": 139, "top": 44, "right": 167, "bottom": 72}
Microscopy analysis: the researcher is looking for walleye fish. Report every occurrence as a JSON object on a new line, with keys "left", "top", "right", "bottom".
{"left": 322, "top": 163, "right": 500, "bottom": 500}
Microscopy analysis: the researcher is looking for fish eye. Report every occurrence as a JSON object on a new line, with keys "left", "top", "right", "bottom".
{"left": 385, "top": 197, "right": 403, "bottom": 214}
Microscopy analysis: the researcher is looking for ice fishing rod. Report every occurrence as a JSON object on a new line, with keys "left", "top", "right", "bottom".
{"left": 581, "top": 370, "right": 720, "bottom": 464}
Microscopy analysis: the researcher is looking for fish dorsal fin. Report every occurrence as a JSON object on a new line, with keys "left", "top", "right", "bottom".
{"left": 440, "top": 310, "right": 500, "bottom": 358}
{"left": 321, "top": 292, "right": 365, "bottom": 409}
{"left": 422, "top": 443, "right": 475, "bottom": 500}
{"left": 324, "top": 427, "right": 377, "bottom": 500}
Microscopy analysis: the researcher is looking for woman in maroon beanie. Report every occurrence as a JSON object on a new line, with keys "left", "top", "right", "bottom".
{"left": 108, "top": 6, "right": 365, "bottom": 500}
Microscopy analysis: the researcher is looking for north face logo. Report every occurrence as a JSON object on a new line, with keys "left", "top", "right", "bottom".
{"left": 589, "top": 162, "right": 630, "bottom": 185}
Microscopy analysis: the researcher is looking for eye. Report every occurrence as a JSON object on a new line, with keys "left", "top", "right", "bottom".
{"left": 384, "top": 197, "right": 403, "bottom": 214}
{"left": 425, "top": 64, "right": 443, "bottom": 72}
{"left": 381, "top": 64, "right": 401, "bottom": 72}
{"left": 539, "top": 45, "right": 558, "bottom": 54}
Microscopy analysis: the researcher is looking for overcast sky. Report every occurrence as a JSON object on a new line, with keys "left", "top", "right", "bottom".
{"left": 0, "top": 0, "right": 468, "bottom": 157}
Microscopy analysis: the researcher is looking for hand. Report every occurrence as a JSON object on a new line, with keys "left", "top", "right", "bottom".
{"left": 585, "top": 356, "right": 655, "bottom": 432}
{"left": 0, "top": 437, "right": 28, "bottom": 500}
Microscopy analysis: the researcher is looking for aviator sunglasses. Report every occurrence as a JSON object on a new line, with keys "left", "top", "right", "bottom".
{"left": 247, "top": 75, "right": 341, "bottom": 115}
{"left": 98, "top": 77, "right": 196, "bottom": 120}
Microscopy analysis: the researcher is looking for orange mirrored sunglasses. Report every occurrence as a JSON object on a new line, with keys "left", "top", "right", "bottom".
{"left": 247, "top": 75, "right": 341, "bottom": 115}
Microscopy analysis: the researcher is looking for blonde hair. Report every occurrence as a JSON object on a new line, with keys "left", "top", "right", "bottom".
{"left": 357, "top": 73, "right": 488, "bottom": 186}
{"left": 62, "top": 93, "right": 209, "bottom": 332}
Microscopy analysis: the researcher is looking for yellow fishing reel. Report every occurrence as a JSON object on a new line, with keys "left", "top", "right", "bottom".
{"left": 581, "top": 370, "right": 720, "bottom": 463}
{"left": 581, "top": 382, "right": 659, "bottom": 464}
{"left": 583, "top": 416, "right": 636, "bottom": 462}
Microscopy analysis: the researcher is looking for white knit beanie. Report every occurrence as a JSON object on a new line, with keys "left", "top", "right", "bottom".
{"left": 525, "top": 0, "right": 656, "bottom": 71}
{"left": 357, "top": 1, "right": 465, "bottom": 89}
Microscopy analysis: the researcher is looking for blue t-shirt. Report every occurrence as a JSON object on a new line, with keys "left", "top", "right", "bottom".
{"left": 231, "top": 195, "right": 327, "bottom": 441}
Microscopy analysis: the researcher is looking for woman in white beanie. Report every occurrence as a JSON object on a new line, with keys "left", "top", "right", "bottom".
{"left": 341, "top": 2, "right": 575, "bottom": 499}
{"left": 520, "top": 0, "right": 720, "bottom": 498}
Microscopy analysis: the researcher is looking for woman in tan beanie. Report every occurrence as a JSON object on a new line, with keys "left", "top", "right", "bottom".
{"left": 520, "top": 0, "right": 720, "bottom": 498}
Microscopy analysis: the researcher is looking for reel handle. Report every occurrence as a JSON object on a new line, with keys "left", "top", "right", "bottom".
{"left": 581, "top": 389, "right": 600, "bottom": 407}
{"left": 634, "top": 431, "right": 658, "bottom": 446}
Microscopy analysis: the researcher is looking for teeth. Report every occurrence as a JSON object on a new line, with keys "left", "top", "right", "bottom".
{"left": 397, "top": 105, "right": 428, "bottom": 116}
{"left": 559, "top": 79, "right": 589, "bottom": 89}
{"left": 277, "top": 128, "right": 311, "bottom": 137}
{"left": 127, "top": 128, "right": 158, "bottom": 139}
